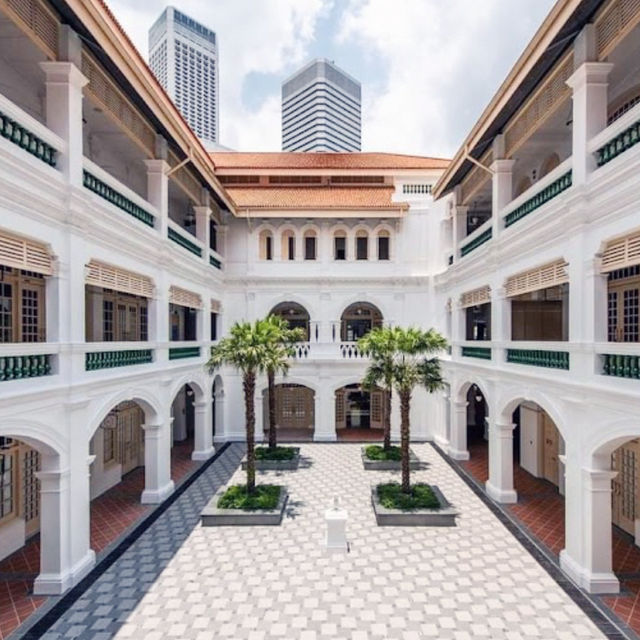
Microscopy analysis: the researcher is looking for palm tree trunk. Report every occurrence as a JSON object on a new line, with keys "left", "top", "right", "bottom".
{"left": 400, "top": 389, "right": 411, "bottom": 493}
{"left": 243, "top": 371, "right": 256, "bottom": 493}
{"left": 268, "top": 369, "right": 277, "bottom": 449}
{"left": 383, "top": 386, "right": 392, "bottom": 450}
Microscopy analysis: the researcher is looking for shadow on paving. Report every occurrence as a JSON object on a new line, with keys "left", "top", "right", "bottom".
{"left": 18, "top": 443, "right": 243, "bottom": 640}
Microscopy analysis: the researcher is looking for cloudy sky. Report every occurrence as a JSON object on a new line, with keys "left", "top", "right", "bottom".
{"left": 107, "top": 0, "right": 555, "bottom": 157}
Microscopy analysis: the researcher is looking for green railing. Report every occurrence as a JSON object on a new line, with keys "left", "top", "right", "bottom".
{"left": 602, "top": 354, "right": 640, "bottom": 379}
{"left": 0, "top": 110, "right": 57, "bottom": 167}
{"left": 507, "top": 348, "right": 569, "bottom": 370}
{"left": 505, "top": 171, "right": 572, "bottom": 228}
{"left": 461, "top": 346, "right": 491, "bottom": 360}
{"left": 83, "top": 171, "right": 155, "bottom": 227}
{"left": 85, "top": 349, "right": 153, "bottom": 371}
{"left": 168, "top": 227, "right": 202, "bottom": 257}
{"left": 169, "top": 346, "right": 201, "bottom": 360}
{"left": 209, "top": 254, "right": 222, "bottom": 269}
{"left": 460, "top": 227, "right": 492, "bottom": 257}
{"left": 0, "top": 354, "right": 52, "bottom": 381}
{"left": 596, "top": 118, "right": 640, "bottom": 167}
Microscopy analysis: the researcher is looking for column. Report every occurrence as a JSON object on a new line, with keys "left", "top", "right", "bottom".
{"left": 192, "top": 398, "right": 215, "bottom": 460}
{"left": 485, "top": 419, "right": 517, "bottom": 503}
{"left": 213, "top": 383, "right": 225, "bottom": 444}
{"left": 448, "top": 399, "right": 469, "bottom": 460}
{"left": 390, "top": 393, "right": 401, "bottom": 442}
{"left": 141, "top": 420, "right": 174, "bottom": 504}
{"left": 254, "top": 386, "right": 264, "bottom": 443}
{"left": 39, "top": 61, "right": 87, "bottom": 186}
{"left": 560, "top": 462, "right": 619, "bottom": 593}
{"left": 150, "top": 272, "right": 168, "bottom": 364}
{"left": 314, "top": 382, "right": 337, "bottom": 441}
{"left": 194, "top": 197, "right": 211, "bottom": 265}
{"left": 491, "top": 135, "right": 514, "bottom": 237}
{"left": 491, "top": 287, "right": 510, "bottom": 363}
{"left": 567, "top": 25, "right": 613, "bottom": 186}
{"left": 145, "top": 158, "right": 169, "bottom": 236}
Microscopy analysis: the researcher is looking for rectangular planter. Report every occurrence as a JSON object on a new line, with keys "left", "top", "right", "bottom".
{"left": 241, "top": 447, "right": 301, "bottom": 471}
{"left": 201, "top": 486, "right": 288, "bottom": 526}
{"left": 361, "top": 447, "right": 420, "bottom": 471}
{"left": 371, "top": 485, "right": 458, "bottom": 526}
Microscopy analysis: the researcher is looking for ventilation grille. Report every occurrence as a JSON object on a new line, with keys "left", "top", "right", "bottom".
{"left": 0, "top": 230, "right": 52, "bottom": 275}
{"left": 595, "top": 0, "right": 640, "bottom": 60}
{"left": 169, "top": 285, "right": 201, "bottom": 309}
{"left": 602, "top": 231, "right": 640, "bottom": 272}
{"left": 82, "top": 49, "right": 156, "bottom": 157}
{"left": 0, "top": 0, "right": 59, "bottom": 60}
{"left": 210, "top": 299, "right": 221, "bottom": 313}
{"left": 505, "top": 260, "right": 568, "bottom": 297}
{"left": 460, "top": 286, "right": 491, "bottom": 308}
{"left": 86, "top": 260, "right": 153, "bottom": 298}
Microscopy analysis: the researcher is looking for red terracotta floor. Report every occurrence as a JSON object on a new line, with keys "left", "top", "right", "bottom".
{"left": 0, "top": 439, "right": 199, "bottom": 640}
{"left": 336, "top": 428, "right": 383, "bottom": 442}
{"left": 460, "top": 436, "right": 640, "bottom": 636}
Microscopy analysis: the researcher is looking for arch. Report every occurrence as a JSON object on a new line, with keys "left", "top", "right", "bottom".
{"left": 302, "top": 226, "right": 318, "bottom": 261}
{"left": 354, "top": 226, "right": 370, "bottom": 260}
{"left": 168, "top": 375, "right": 206, "bottom": 406}
{"left": 260, "top": 375, "right": 320, "bottom": 396}
{"left": 539, "top": 152, "right": 560, "bottom": 178}
{"left": 258, "top": 228, "right": 274, "bottom": 261}
{"left": 260, "top": 292, "right": 317, "bottom": 321}
{"left": 332, "top": 225, "right": 349, "bottom": 261}
{"left": 587, "top": 419, "right": 640, "bottom": 467}
{"left": 374, "top": 225, "right": 392, "bottom": 260}
{"left": 0, "top": 421, "right": 65, "bottom": 458}
{"left": 340, "top": 301, "right": 383, "bottom": 341}
{"left": 495, "top": 389, "right": 567, "bottom": 441}
{"left": 280, "top": 227, "right": 297, "bottom": 261}
{"left": 269, "top": 301, "right": 310, "bottom": 340}
{"left": 455, "top": 379, "right": 491, "bottom": 414}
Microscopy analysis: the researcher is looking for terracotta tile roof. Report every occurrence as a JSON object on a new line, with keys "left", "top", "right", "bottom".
{"left": 225, "top": 186, "right": 405, "bottom": 210}
{"left": 210, "top": 152, "right": 450, "bottom": 170}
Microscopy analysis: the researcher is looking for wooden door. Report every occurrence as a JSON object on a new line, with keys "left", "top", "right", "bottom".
{"left": 119, "top": 404, "right": 144, "bottom": 474}
{"left": 21, "top": 446, "right": 40, "bottom": 537}
{"left": 370, "top": 391, "right": 384, "bottom": 429}
{"left": 542, "top": 413, "right": 560, "bottom": 486}
{"left": 335, "top": 390, "right": 346, "bottom": 430}
{"left": 612, "top": 440, "right": 639, "bottom": 536}
{"left": 276, "top": 386, "right": 313, "bottom": 430}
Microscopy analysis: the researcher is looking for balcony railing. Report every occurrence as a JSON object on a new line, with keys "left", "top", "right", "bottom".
{"left": 460, "top": 221, "right": 492, "bottom": 257}
{"left": 507, "top": 348, "right": 569, "bottom": 370}
{"left": 504, "top": 163, "right": 572, "bottom": 228}
{"left": 85, "top": 349, "right": 153, "bottom": 371}
{"left": 209, "top": 250, "right": 223, "bottom": 269}
{"left": 292, "top": 342, "right": 311, "bottom": 358}
{"left": 83, "top": 159, "right": 155, "bottom": 228}
{"left": 0, "top": 354, "right": 52, "bottom": 381}
{"left": 169, "top": 346, "right": 201, "bottom": 360}
{"left": 602, "top": 353, "right": 640, "bottom": 379}
{"left": 168, "top": 221, "right": 203, "bottom": 257}
{"left": 340, "top": 342, "right": 367, "bottom": 359}
{"left": 461, "top": 346, "right": 491, "bottom": 360}
{"left": 590, "top": 101, "right": 640, "bottom": 168}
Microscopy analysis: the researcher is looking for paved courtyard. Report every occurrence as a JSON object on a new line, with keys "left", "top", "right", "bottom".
{"left": 30, "top": 442, "right": 612, "bottom": 640}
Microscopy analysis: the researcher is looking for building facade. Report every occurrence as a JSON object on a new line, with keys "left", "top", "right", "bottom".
{"left": 149, "top": 6, "right": 219, "bottom": 146}
{"left": 282, "top": 59, "right": 361, "bottom": 152}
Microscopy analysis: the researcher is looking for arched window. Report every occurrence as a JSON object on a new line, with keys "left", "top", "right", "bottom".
{"left": 259, "top": 230, "right": 273, "bottom": 261}
{"left": 340, "top": 302, "right": 383, "bottom": 341}
{"left": 377, "top": 230, "right": 390, "bottom": 261}
{"left": 334, "top": 230, "right": 347, "bottom": 261}
{"left": 303, "top": 229, "right": 317, "bottom": 261}
{"left": 539, "top": 153, "right": 560, "bottom": 179}
{"left": 355, "top": 230, "right": 369, "bottom": 260}
{"left": 281, "top": 230, "right": 296, "bottom": 261}
{"left": 270, "top": 302, "right": 310, "bottom": 341}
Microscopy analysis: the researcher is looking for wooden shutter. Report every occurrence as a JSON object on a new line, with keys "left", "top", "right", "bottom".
{"left": 169, "top": 285, "right": 202, "bottom": 309}
{"left": 601, "top": 231, "right": 640, "bottom": 273}
{"left": 460, "top": 286, "right": 491, "bottom": 308}
{"left": 0, "top": 230, "right": 52, "bottom": 275}
{"left": 595, "top": 0, "right": 640, "bottom": 60}
{"left": 0, "top": 0, "right": 59, "bottom": 60}
{"left": 505, "top": 260, "right": 568, "bottom": 297}
{"left": 86, "top": 260, "right": 153, "bottom": 297}
{"left": 210, "top": 299, "right": 221, "bottom": 313}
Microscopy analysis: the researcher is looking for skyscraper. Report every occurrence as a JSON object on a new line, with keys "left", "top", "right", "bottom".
{"left": 149, "top": 7, "right": 219, "bottom": 147}
{"left": 282, "top": 59, "right": 361, "bottom": 152}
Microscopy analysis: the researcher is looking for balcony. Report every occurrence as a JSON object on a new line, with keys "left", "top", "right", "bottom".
{"left": 0, "top": 341, "right": 57, "bottom": 381}
{"left": 460, "top": 220, "right": 492, "bottom": 258}
{"left": 85, "top": 345, "right": 153, "bottom": 371}
{"left": 167, "top": 220, "right": 203, "bottom": 258}
{"left": 169, "top": 345, "right": 201, "bottom": 360}
{"left": 506, "top": 347, "right": 569, "bottom": 370}
{"left": 461, "top": 345, "right": 492, "bottom": 360}
{"left": 209, "top": 249, "right": 223, "bottom": 270}
{"left": 590, "top": 101, "right": 640, "bottom": 168}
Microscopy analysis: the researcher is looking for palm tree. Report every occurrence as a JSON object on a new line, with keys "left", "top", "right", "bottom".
{"left": 263, "top": 315, "right": 306, "bottom": 450}
{"left": 391, "top": 327, "right": 447, "bottom": 493}
{"left": 358, "top": 327, "right": 396, "bottom": 451}
{"left": 207, "top": 319, "right": 274, "bottom": 493}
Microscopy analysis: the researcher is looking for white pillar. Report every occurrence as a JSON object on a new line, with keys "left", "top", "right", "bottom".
{"left": 192, "top": 398, "right": 215, "bottom": 460}
{"left": 213, "top": 384, "right": 225, "bottom": 443}
{"left": 39, "top": 62, "right": 87, "bottom": 186}
{"left": 145, "top": 159, "right": 169, "bottom": 235}
{"left": 486, "top": 420, "right": 517, "bottom": 503}
{"left": 560, "top": 463, "right": 619, "bottom": 594}
{"left": 314, "top": 382, "right": 337, "bottom": 442}
{"left": 448, "top": 399, "right": 469, "bottom": 460}
{"left": 172, "top": 391, "right": 187, "bottom": 442}
{"left": 141, "top": 421, "right": 174, "bottom": 504}
{"left": 150, "top": 272, "right": 168, "bottom": 364}
{"left": 390, "top": 392, "right": 401, "bottom": 442}
{"left": 491, "top": 162, "right": 514, "bottom": 237}
{"left": 255, "top": 386, "right": 264, "bottom": 443}
{"left": 491, "top": 287, "right": 510, "bottom": 363}
{"left": 194, "top": 204, "right": 211, "bottom": 264}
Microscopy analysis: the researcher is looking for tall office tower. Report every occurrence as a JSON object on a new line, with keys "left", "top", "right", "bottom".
{"left": 282, "top": 59, "right": 361, "bottom": 152}
{"left": 149, "top": 7, "right": 219, "bottom": 146}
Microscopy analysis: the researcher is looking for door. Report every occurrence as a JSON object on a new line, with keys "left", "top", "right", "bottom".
{"left": 542, "top": 413, "right": 559, "bottom": 486}
{"left": 119, "top": 404, "right": 144, "bottom": 475}
{"left": 609, "top": 277, "right": 640, "bottom": 342}
{"left": 370, "top": 390, "right": 384, "bottom": 429}
{"left": 335, "top": 391, "right": 346, "bottom": 429}
{"left": 275, "top": 385, "right": 313, "bottom": 430}
{"left": 612, "top": 439, "right": 639, "bottom": 536}
{"left": 21, "top": 446, "right": 40, "bottom": 537}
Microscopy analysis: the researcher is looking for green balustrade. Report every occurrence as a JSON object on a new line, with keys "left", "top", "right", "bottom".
{"left": 461, "top": 346, "right": 491, "bottom": 360}
{"left": 0, "top": 110, "right": 57, "bottom": 166}
{"left": 596, "top": 119, "right": 640, "bottom": 167}
{"left": 507, "top": 348, "right": 569, "bottom": 370}
{"left": 83, "top": 171, "right": 155, "bottom": 227}
{"left": 169, "top": 346, "right": 201, "bottom": 360}
{"left": 168, "top": 227, "right": 202, "bottom": 257}
{"left": 602, "top": 354, "right": 640, "bottom": 379}
{"left": 0, "top": 354, "right": 52, "bottom": 381}
{"left": 460, "top": 227, "right": 492, "bottom": 257}
{"left": 209, "top": 254, "right": 222, "bottom": 269}
{"left": 505, "top": 171, "right": 572, "bottom": 228}
{"left": 85, "top": 349, "right": 153, "bottom": 371}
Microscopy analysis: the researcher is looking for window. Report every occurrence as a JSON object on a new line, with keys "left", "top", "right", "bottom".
{"left": 85, "top": 286, "right": 149, "bottom": 342}
{"left": 334, "top": 235, "right": 346, "bottom": 260}
{"left": 259, "top": 231, "right": 273, "bottom": 261}
{"left": 0, "top": 438, "right": 17, "bottom": 522}
{"left": 169, "top": 303, "right": 197, "bottom": 341}
{"left": 288, "top": 235, "right": 295, "bottom": 260}
{"left": 211, "top": 312, "right": 218, "bottom": 341}
{"left": 209, "top": 220, "right": 217, "bottom": 252}
{"left": 378, "top": 232, "right": 390, "bottom": 260}
{"left": 0, "top": 268, "right": 46, "bottom": 343}
{"left": 282, "top": 231, "right": 296, "bottom": 261}
{"left": 356, "top": 232, "right": 368, "bottom": 260}
{"left": 465, "top": 304, "right": 491, "bottom": 341}
{"left": 304, "top": 233, "right": 317, "bottom": 261}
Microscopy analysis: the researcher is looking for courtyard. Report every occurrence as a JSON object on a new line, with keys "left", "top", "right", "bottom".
{"left": 12, "top": 442, "right": 617, "bottom": 640}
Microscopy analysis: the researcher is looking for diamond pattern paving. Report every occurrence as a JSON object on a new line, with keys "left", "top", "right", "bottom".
{"left": 38, "top": 443, "right": 605, "bottom": 639}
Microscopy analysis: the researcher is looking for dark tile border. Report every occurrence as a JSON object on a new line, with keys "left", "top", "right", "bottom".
{"left": 431, "top": 441, "right": 636, "bottom": 640}
{"left": 16, "top": 443, "right": 231, "bottom": 640}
